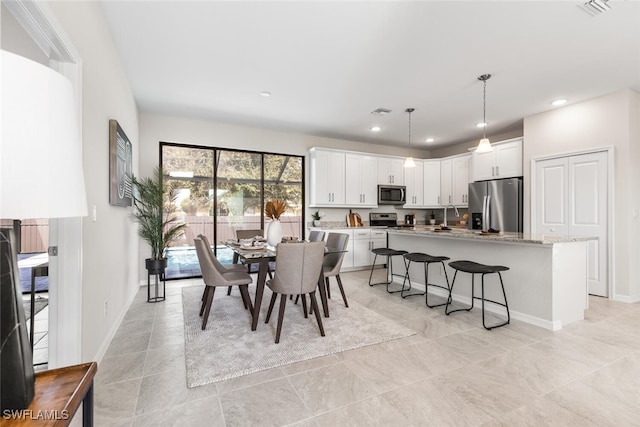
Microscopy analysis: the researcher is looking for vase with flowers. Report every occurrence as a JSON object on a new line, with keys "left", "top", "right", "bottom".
{"left": 311, "top": 210, "right": 324, "bottom": 227}
{"left": 265, "top": 200, "right": 286, "bottom": 245}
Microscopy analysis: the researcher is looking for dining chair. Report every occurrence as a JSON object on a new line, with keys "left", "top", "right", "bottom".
{"left": 198, "top": 234, "right": 250, "bottom": 309}
{"left": 323, "top": 232, "right": 350, "bottom": 307}
{"left": 194, "top": 237, "right": 253, "bottom": 330}
{"left": 264, "top": 241, "right": 326, "bottom": 343}
{"left": 308, "top": 230, "right": 325, "bottom": 242}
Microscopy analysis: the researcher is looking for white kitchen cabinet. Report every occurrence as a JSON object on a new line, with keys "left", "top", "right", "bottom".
{"left": 472, "top": 138, "right": 523, "bottom": 181}
{"left": 440, "top": 154, "right": 471, "bottom": 207}
{"left": 423, "top": 160, "right": 441, "bottom": 207}
{"left": 452, "top": 154, "right": 471, "bottom": 206}
{"left": 345, "top": 153, "right": 378, "bottom": 207}
{"left": 370, "top": 229, "right": 387, "bottom": 266}
{"left": 309, "top": 149, "right": 345, "bottom": 207}
{"left": 403, "top": 161, "right": 424, "bottom": 207}
{"left": 440, "top": 158, "right": 452, "bottom": 206}
{"left": 377, "top": 157, "right": 404, "bottom": 185}
{"left": 313, "top": 228, "right": 386, "bottom": 270}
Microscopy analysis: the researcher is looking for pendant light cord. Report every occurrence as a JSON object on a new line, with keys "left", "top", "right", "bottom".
{"left": 482, "top": 79, "right": 487, "bottom": 139}
{"left": 405, "top": 107, "right": 415, "bottom": 146}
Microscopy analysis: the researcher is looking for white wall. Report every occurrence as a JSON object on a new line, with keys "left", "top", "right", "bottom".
{"left": 48, "top": 1, "right": 140, "bottom": 361}
{"left": 523, "top": 89, "right": 640, "bottom": 301}
{"left": 138, "top": 113, "right": 434, "bottom": 277}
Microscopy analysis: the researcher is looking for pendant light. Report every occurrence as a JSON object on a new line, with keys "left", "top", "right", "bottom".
{"left": 403, "top": 107, "right": 416, "bottom": 168}
{"left": 475, "top": 74, "right": 493, "bottom": 153}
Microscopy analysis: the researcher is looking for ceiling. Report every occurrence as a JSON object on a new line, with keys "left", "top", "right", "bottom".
{"left": 100, "top": 1, "right": 640, "bottom": 151}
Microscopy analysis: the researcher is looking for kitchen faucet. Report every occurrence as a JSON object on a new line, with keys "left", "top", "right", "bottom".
{"left": 443, "top": 204, "right": 459, "bottom": 228}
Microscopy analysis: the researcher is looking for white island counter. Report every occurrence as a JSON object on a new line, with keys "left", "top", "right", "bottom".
{"left": 386, "top": 228, "right": 595, "bottom": 330}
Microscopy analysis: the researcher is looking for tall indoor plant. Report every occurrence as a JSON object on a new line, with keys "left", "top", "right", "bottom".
{"left": 131, "top": 167, "right": 187, "bottom": 274}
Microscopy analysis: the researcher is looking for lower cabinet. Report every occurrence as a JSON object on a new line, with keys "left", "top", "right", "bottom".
{"left": 310, "top": 228, "right": 387, "bottom": 270}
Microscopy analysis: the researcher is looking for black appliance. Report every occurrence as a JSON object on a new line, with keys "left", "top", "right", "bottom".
{"left": 377, "top": 185, "right": 406, "bottom": 205}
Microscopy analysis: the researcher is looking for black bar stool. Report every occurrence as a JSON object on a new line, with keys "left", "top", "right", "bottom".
{"left": 445, "top": 260, "right": 510, "bottom": 330}
{"left": 401, "top": 253, "right": 451, "bottom": 308}
{"left": 368, "top": 248, "right": 408, "bottom": 293}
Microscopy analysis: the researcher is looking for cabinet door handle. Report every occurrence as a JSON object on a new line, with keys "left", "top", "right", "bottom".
{"left": 391, "top": 175, "right": 394, "bottom": 184}
{"left": 449, "top": 195, "right": 452, "bottom": 204}
{"left": 438, "top": 195, "right": 440, "bottom": 204}
{"left": 496, "top": 166, "right": 500, "bottom": 176}
{"left": 363, "top": 194, "right": 365, "bottom": 203}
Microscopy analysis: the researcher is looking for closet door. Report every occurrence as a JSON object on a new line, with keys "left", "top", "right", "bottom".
{"left": 568, "top": 152, "right": 608, "bottom": 297}
{"left": 535, "top": 152, "right": 608, "bottom": 297}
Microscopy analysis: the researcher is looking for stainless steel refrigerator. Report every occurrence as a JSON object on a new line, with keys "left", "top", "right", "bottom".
{"left": 468, "top": 178, "right": 523, "bottom": 232}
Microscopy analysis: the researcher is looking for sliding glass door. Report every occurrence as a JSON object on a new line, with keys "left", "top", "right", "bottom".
{"left": 160, "top": 143, "right": 304, "bottom": 279}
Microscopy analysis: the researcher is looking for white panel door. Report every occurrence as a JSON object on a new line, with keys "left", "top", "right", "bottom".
{"left": 569, "top": 152, "right": 608, "bottom": 297}
{"left": 535, "top": 152, "right": 608, "bottom": 296}
{"left": 535, "top": 157, "right": 570, "bottom": 236}
{"left": 423, "top": 160, "right": 441, "bottom": 206}
{"left": 440, "top": 159, "right": 452, "bottom": 206}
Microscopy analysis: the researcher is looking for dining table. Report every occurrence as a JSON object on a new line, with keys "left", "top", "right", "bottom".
{"left": 225, "top": 241, "right": 344, "bottom": 331}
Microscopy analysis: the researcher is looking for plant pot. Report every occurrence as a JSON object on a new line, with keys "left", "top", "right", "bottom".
{"left": 267, "top": 220, "right": 283, "bottom": 246}
{"left": 145, "top": 258, "right": 167, "bottom": 274}
{"left": 313, "top": 220, "right": 321, "bottom": 227}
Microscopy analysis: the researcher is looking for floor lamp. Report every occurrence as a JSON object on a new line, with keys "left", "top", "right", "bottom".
{"left": 1, "top": 50, "right": 87, "bottom": 410}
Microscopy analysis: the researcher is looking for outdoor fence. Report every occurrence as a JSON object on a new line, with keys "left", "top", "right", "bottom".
{"left": 0, "top": 219, "right": 48, "bottom": 253}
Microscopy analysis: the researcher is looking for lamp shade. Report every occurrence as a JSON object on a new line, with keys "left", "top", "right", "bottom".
{"left": 475, "top": 138, "right": 493, "bottom": 154}
{"left": 403, "top": 157, "right": 416, "bottom": 168}
{"left": 1, "top": 50, "right": 87, "bottom": 219}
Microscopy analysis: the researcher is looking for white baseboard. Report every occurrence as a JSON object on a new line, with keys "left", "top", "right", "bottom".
{"left": 93, "top": 284, "right": 139, "bottom": 364}
{"left": 613, "top": 293, "right": 640, "bottom": 303}
{"left": 392, "top": 279, "right": 561, "bottom": 331}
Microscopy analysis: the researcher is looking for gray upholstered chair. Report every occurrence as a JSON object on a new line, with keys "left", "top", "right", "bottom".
{"left": 323, "top": 232, "right": 350, "bottom": 307}
{"left": 265, "top": 241, "right": 326, "bottom": 343}
{"left": 194, "top": 237, "right": 253, "bottom": 330}
{"left": 308, "top": 230, "right": 325, "bottom": 242}
{"left": 198, "top": 234, "right": 250, "bottom": 309}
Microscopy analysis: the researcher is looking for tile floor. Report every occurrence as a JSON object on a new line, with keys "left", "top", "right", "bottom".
{"left": 95, "top": 269, "right": 640, "bottom": 426}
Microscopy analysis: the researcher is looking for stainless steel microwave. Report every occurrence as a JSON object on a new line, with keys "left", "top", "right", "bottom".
{"left": 378, "top": 185, "right": 406, "bottom": 205}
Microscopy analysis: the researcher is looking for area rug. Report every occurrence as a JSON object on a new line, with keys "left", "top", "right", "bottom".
{"left": 23, "top": 297, "right": 48, "bottom": 321}
{"left": 182, "top": 285, "right": 416, "bottom": 388}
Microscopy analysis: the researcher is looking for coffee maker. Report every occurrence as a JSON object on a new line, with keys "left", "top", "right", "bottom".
{"left": 404, "top": 214, "right": 415, "bottom": 226}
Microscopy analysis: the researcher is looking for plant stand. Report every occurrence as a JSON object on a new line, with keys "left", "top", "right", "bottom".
{"left": 147, "top": 270, "right": 165, "bottom": 303}
{"left": 145, "top": 258, "right": 167, "bottom": 303}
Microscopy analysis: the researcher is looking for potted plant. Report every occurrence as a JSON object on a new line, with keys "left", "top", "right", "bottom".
{"left": 265, "top": 200, "right": 286, "bottom": 245}
{"left": 131, "top": 167, "right": 187, "bottom": 274}
{"left": 311, "top": 210, "right": 323, "bottom": 227}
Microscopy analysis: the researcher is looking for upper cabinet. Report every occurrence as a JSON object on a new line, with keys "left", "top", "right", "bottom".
{"left": 472, "top": 138, "right": 523, "bottom": 181}
{"left": 423, "top": 160, "right": 441, "bottom": 207}
{"left": 403, "top": 161, "right": 424, "bottom": 207}
{"left": 377, "top": 157, "right": 404, "bottom": 185}
{"left": 440, "top": 154, "right": 471, "bottom": 207}
{"left": 310, "top": 148, "right": 378, "bottom": 208}
{"left": 345, "top": 153, "right": 378, "bottom": 207}
{"left": 309, "top": 148, "right": 345, "bottom": 206}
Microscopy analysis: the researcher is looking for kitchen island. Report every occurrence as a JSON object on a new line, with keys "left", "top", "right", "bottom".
{"left": 387, "top": 228, "right": 595, "bottom": 330}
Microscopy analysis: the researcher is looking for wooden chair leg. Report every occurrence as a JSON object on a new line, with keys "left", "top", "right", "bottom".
{"left": 301, "top": 294, "right": 308, "bottom": 318}
{"left": 275, "top": 294, "right": 287, "bottom": 343}
{"left": 201, "top": 287, "right": 216, "bottom": 330}
{"left": 200, "top": 287, "right": 211, "bottom": 316}
{"left": 309, "top": 291, "right": 325, "bottom": 337}
{"left": 265, "top": 292, "right": 278, "bottom": 323}
{"left": 227, "top": 286, "right": 232, "bottom": 296}
{"left": 239, "top": 285, "right": 253, "bottom": 313}
{"left": 325, "top": 277, "right": 331, "bottom": 299}
{"left": 336, "top": 274, "right": 349, "bottom": 307}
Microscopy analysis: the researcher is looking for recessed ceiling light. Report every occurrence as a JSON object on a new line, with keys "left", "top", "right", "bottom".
{"left": 260, "top": 91, "right": 271, "bottom": 97}
{"left": 425, "top": 138, "right": 435, "bottom": 143}
{"left": 476, "top": 122, "right": 487, "bottom": 128}
{"left": 370, "top": 126, "right": 381, "bottom": 132}
{"left": 552, "top": 99, "right": 567, "bottom": 106}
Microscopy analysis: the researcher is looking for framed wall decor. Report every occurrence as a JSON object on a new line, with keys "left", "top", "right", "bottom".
{"left": 109, "top": 119, "right": 133, "bottom": 206}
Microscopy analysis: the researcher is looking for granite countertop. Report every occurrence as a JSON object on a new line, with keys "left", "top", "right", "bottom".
{"left": 387, "top": 226, "right": 597, "bottom": 245}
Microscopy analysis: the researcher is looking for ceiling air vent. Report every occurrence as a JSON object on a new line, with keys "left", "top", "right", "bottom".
{"left": 370, "top": 108, "right": 392, "bottom": 115}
